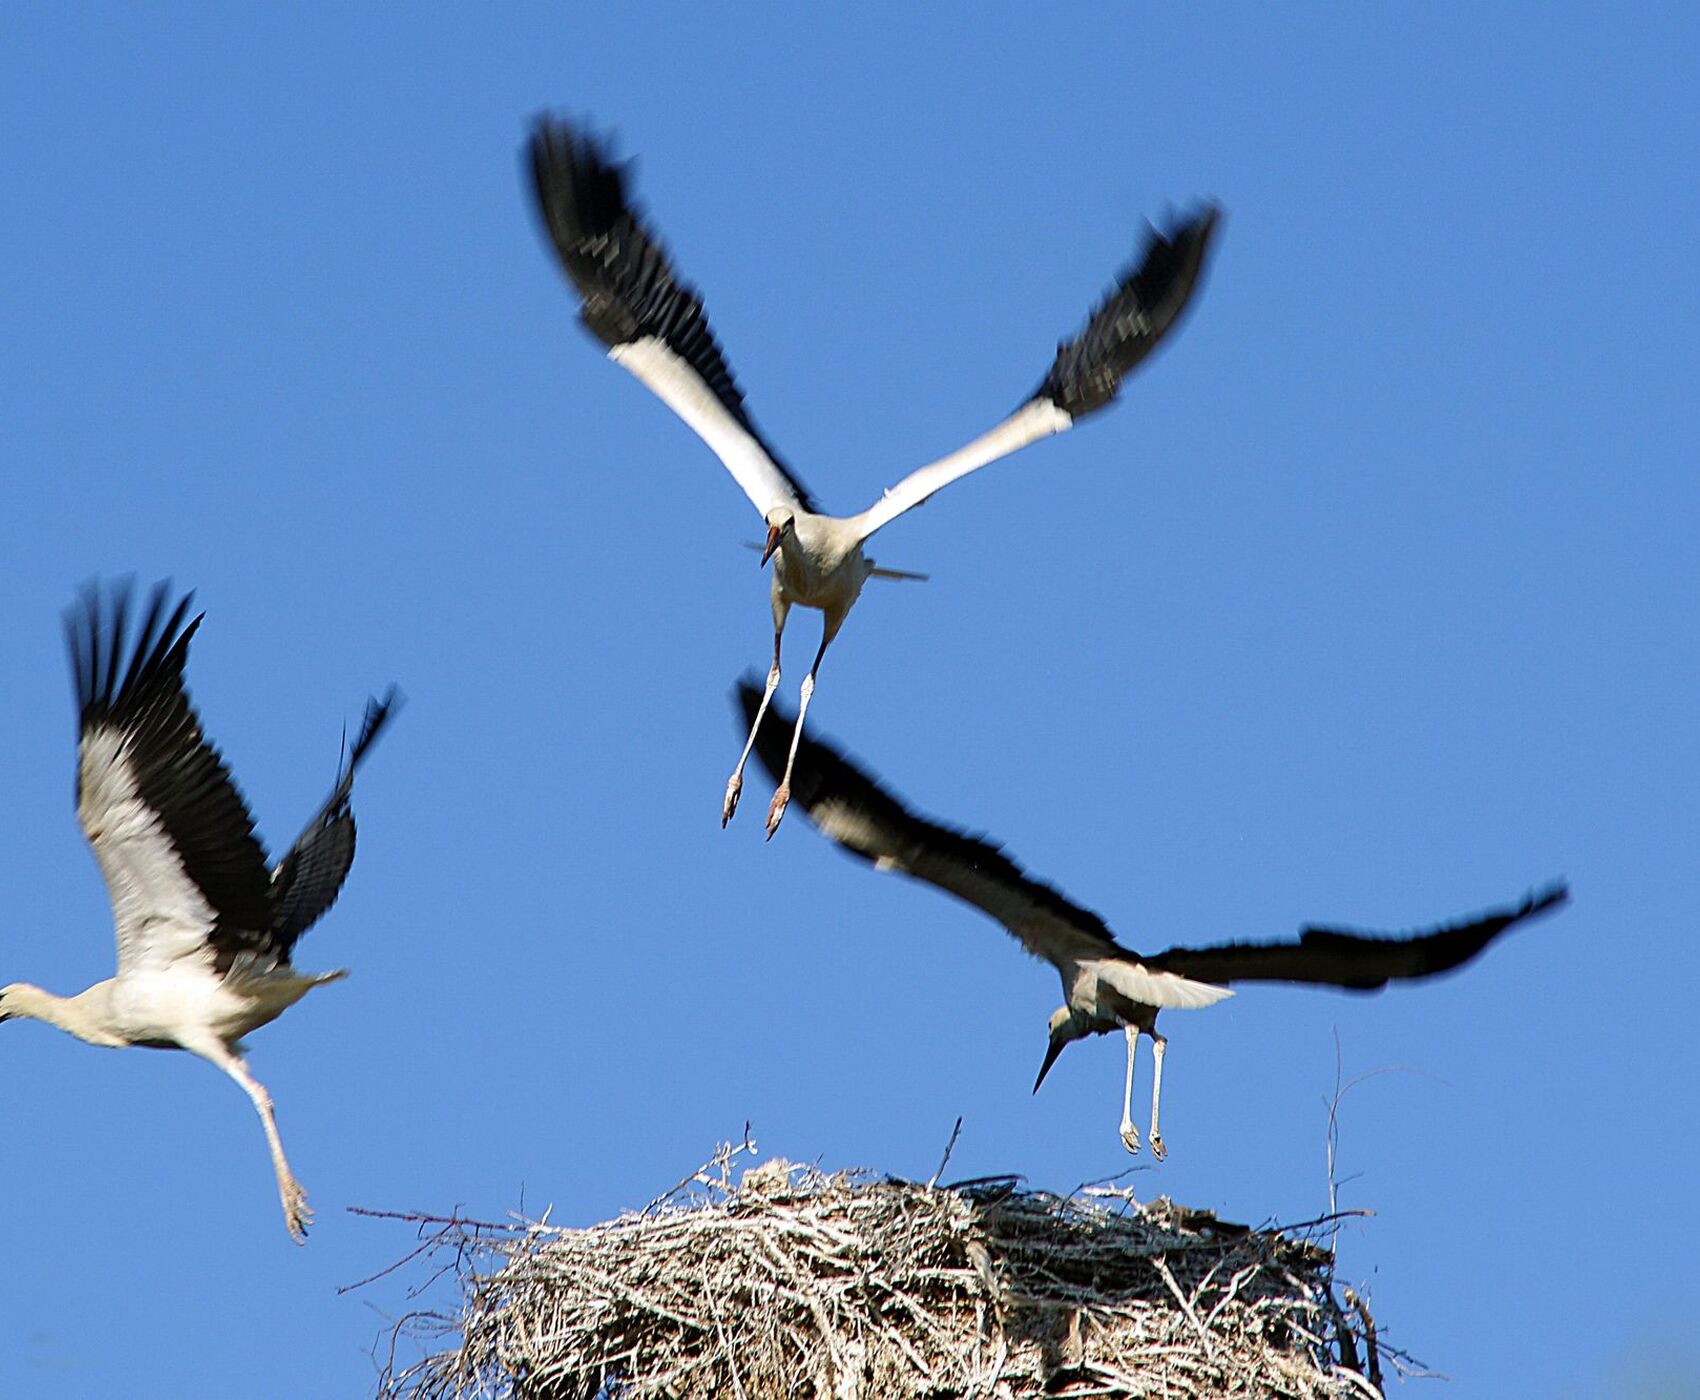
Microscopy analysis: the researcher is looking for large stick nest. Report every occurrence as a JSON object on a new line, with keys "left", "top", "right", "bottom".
{"left": 372, "top": 1140, "right": 1384, "bottom": 1399}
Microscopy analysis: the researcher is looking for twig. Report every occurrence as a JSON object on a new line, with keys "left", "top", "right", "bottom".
{"left": 339, "top": 1233, "right": 446, "bottom": 1297}
{"left": 1273, "top": 1209, "right": 1375, "bottom": 1236}
{"left": 1343, "top": 1287, "right": 1383, "bottom": 1392}
{"left": 1151, "top": 1255, "right": 1215, "bottom": 1359}
{"left": 367, "top": 1147, "right": 1377, "bottom": 1399}
{"left": 927, "top": 1116, "right": 964, "bottom": 1188}
{"left": 646, "top": 1125, "right": 758, "bottom": 1212}
{"left": 346, "top": 1205, "right": 519, "bottom": 1234}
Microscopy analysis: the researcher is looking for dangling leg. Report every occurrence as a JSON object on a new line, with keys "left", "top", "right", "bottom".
{"left": 1148, "top": 1032, "right": 1168, "bottom": 1161}
{"left": 724, "top": 604, "right": 788, "bottom": 826}
{"left": 766, "top": 615, "right": 840, "bottom": 840}
{"left": 1119, "top": 1025, "right": 1141, "bottom": 1154}
{"left": 200, "top": 1041, "right": 313, "bottom": 1243}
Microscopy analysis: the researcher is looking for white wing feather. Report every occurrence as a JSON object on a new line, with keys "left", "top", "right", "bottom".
{"left": 78, "top": 727, "right": 219, "bottom": 976}
{"left": 1089, "top": 957, "right": 1234, "bottom": 1012}
{"left": 612, "top": 337, "right": 808, "bottom": 519}
{"left": 853, "top": 397, "right": 1073, "bottom": 540}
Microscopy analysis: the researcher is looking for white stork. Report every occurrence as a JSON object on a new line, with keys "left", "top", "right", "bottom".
{"left": 737, "top": 681, "right": 1568, "bottom": 1157}
{"left": 528, "top": 117, "right": 1221, "bottom": 837}
{"left": 0, "top": 582, "right": 399, "bottom": 1242}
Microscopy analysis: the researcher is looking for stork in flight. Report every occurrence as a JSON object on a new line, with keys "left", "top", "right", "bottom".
{"left": 736, "top": 682, "right": 1568, "bottom": 1157}
{"left": 528, "top": 117, "right": 1221, "bottom": 837}
{"left": 0, "top": 582, "right": 399, "bottom": 1242}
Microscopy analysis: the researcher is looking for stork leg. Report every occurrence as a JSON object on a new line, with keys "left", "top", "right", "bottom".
{"left": 1148, "top": 1032, "right": 1168, "bottom": 1162}
{"left": 201, "top": 1041, "right": 312, "bottom": 1244}
{"left": 1118, "top": 1025, "right": 1141, "bottom": 1154}
{"left": 766, "top": 622, "right": 837, "bottom": 839}
{"left": 724, "top": 628, "right": 784, "bottom": 827}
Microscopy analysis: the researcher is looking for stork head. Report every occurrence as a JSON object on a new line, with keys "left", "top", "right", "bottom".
{"left": 761, "top": 507, "right": 796, "bottom": 567}
{"left": 1033, "top": 1006, "right": 1091, "bottom": 1092}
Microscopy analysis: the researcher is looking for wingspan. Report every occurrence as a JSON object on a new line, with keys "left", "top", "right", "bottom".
{"left": 854, "top": 204, "right": 1221, "bottom": 540}
{"left": 528, "top": 117, "right": 819, "bottom": 518}
{"left": 735, "top": 680, "right": 1125, "bottom": 969}
{"left": 268, "top": 687, "right": 402, "bottom": 955}
{"left": 1144, "top": 883, "right": 1569, "bottom": 989}
{"left": 66, "top": 581, "right": 275, "bottom": 976}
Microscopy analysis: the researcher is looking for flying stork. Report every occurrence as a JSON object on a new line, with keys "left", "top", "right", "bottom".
{"left": 736, "top": 681, "right": 1568, "bottom": 1157}
{"left": 528, "top": 116, "right": 1221, "bottom": 837}
{"left": 0, "top": 582, "right": 400, "bottom": 1242}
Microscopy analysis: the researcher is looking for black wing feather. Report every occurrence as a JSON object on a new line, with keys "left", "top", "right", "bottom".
{"left": 1036, "top": 205, "right": 1221, "bottom": 420}
{"left": 737, "top": 679, "right": 1125, "bottom": 961}
{"left": 269, "top": 687, "right": 402, "bottom": 954}
{"left": 1144, "top": 883, "right": 1569, "bottom": 989}
{"left": 67, "top": 581, "right": 276, "bottom": 953}
{"left": 739, "top": 677, "right": 1564, "bottom": 995}
{"left": 527, "top": 116, "right": 820, "bottom": 513}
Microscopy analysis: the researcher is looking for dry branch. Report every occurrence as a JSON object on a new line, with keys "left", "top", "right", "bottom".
{"left": 364, "top": 1140, "right": 1385, "bottom": 1399}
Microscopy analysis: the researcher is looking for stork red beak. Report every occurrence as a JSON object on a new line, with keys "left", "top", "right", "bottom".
{"left": 1033, "top": 1039, "right": 1066, "bottom": 1094}
{"left": 760, "top": 524, "right": 782, "bottom": 567}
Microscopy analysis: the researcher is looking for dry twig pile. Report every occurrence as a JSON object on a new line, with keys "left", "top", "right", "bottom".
{"left": 369, "top": 1140, "right": 1385, "bottom": 1399}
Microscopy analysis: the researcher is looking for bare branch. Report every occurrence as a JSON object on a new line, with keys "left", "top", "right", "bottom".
{"left": 356, "top": 1142, "right": 1383, "bottom": 1398}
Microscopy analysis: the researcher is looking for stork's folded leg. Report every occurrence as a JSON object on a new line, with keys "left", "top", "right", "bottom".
{"left": 725, "top": 630, "right": 783, "bottom": 827}
{"left": 206, "top": 1043, "right": 312, "bottom": 1244}
{"left": 1148, "top": 1033, "right": 1168, "bottom": 1162}
{"left": 767, "top": 625, "right": 835, "bottom": 840}
{"left": 1119, "top": 1025, "right": 1141, "bottom": 1154}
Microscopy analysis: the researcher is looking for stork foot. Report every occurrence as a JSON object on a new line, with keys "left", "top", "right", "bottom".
{"left": 280, "top": 1177, "right": 313, "bottom": 1245}
{"left": 1120, "top": 1123, "right": 1141, "bottom": 1155}
{"left": 722, "top": 772, "right": 743, "bottom": 827}
{"left": 1149, "top": 1131, "right": 1167, "bottom": 1162}
{"left": 765, "top": 784, "right": 790, "bottom": 840}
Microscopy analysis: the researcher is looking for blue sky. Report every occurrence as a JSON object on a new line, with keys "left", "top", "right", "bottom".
{"left": 1, "top": 4, "right": 1695, "bottom": 1395}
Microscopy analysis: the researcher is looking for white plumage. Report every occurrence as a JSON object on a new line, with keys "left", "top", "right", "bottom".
{"left": 528, "top": 116, "right": 1221, "bottom": 836}
{"left": 0, "top": 581, "right": 399, "bottom": 1242}
{"left": 738, "top": 681, "right": 1568, "bottom": 1158}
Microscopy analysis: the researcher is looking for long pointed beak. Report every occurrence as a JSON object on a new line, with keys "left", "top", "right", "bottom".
{"left": 1033, "top": 1039, "right": 1066, "bottom": 1094}
{"left": 760, "top": 524, "right": 782, "bottom": 567}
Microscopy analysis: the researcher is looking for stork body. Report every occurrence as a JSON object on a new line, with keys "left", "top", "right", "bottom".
{"left": 0, "top": 582, "right": 399, "bottom": 1242}
{"left": 736, "top": 682, "right": 1568, "bottom": 1157}
{"left": 528, "top": 117, "right": 1220, "bottom": 835}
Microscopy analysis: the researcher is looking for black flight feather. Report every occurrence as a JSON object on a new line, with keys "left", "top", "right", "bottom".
{"left": 527, "top": 115, "right": 820, "bottom": 513}
{"left": 269, "top": 686, "right": 403, "bottom": 954}
{"left": 737, "top": 678, "right": 1126, "bottom": 964}
{"left": 1035, "top": 205, "right": 1222, "bottom": 420}
{"left": 1143, "top": 883, "right": 1569, "bottom": 989}
{"left": 734, "top": 677, "right": 1565, "bottom": 997}
{"left": 67, "top": 581, "right": 276, "bottom": 946}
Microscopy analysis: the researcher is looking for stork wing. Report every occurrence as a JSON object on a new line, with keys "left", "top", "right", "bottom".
{"left": 268, "top": 687, "right": 401, "bottom": 956}
{"left": 67, "top": 582, "right": 275, "bottom": 977}
{"left": 528, "top": 117, "right": 819, "bottom": 518}
{"left": 1143, "top": 883, "right": 1568, "bottom": 988}
{"left": 854, "top": 205, "right": 1221, "bottom": 540}
{"left": 736, "top": 680, "right": 1124, "bottom": 969}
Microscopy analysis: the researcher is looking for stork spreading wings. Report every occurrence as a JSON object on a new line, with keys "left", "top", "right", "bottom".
{"left": 736, "top": 680, "right": 1567, "bottom": 1157}
{"left": 0, "top": 581, "right": 400, "bottom": 1241}
{"left": 529, "top": 115, "right": 1220, "bottom": 836}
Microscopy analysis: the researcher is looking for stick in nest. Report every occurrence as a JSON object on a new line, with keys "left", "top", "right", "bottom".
{"left": 355, "top": 1144, "right": 1389, "bottom": 1399}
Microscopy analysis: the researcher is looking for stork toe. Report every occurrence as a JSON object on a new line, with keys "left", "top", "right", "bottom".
{"left": 722, "top": 772, "right": 743, "bottom": 826}
{"left": 281, "top": 1180, "right": 313, "bottom": 1245}
{"left": 765, "top": 784, "right": 790, "bottom": 839}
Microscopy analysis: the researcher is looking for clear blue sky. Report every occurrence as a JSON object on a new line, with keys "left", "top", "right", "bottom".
{"left": 1, "top": 4, "right": 1694, "bottom": 1395}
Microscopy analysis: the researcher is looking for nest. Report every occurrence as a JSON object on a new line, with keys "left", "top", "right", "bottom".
{"left": 371, "top": 1139, "right": 1387, "bottom": 1399}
